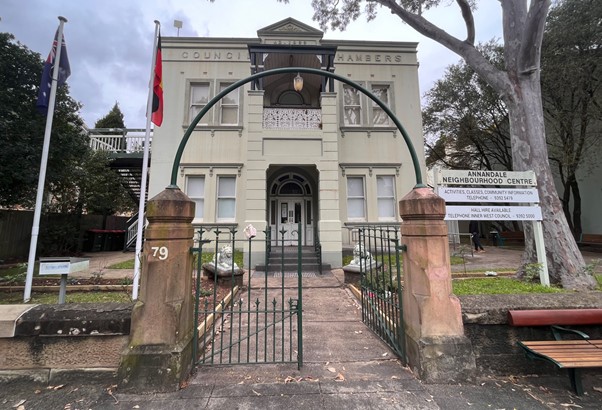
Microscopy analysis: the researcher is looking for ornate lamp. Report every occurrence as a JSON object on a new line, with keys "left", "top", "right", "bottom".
{"left": 293, "top": 73, "right": 303, "bottom": 92}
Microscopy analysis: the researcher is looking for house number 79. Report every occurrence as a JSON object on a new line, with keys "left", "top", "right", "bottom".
{"left": 151, "top": 246, "right": 169, "bottom": 260}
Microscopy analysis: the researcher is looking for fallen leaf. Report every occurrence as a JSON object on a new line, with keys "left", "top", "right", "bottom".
{"left": 382, "top": 353, "right": 388, "bottom": 357}
{"left": 560, "top": 404, "right": 583, "bottom": 408}
{"left": 34, "top": 390, "right": 41, "bottom": 394}
{"left": 593, "top": 386, "right": 602, "bottom": 393}
{"left": 252, "top": 389, "right": 261, "bottom": 396}
{"left": 237, "top": 381, "right": 244, "bottom": 385}
{"left": 391, "top": 375, "right": 400, "bottom": 380}
{"left": 16, "top": 406, "right": 25, "bottom": 410}
{"left": 12, "top": 400, "right": 26, "bottom": 408}
{"left": 335, "top": 372, "right": 345, "bottom": 382}
{"left": 133, "top": 406, "right": 140, "bottom": 409}
{"left": 53, "top": 384, "right": 65, "bottom": 390}
{"left": 284, "top": 376, "right": 295, "bottom": 384}
{"left": 327, "top": 367, "right": 337, "bottom": 373}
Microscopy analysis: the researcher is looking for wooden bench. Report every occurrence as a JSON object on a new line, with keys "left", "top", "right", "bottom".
{"left": 578, "top": 233, "right": 602, "bottom": 249}
{"left": 497, "top": 231, "right": 524, "bottom": 246}
{"left": 508, "top": 309, "right": 602, "bottom": 395}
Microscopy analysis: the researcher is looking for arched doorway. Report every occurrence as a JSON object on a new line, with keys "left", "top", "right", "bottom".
{"left": 267, "top": 166, "right": 318, "bottom": 246}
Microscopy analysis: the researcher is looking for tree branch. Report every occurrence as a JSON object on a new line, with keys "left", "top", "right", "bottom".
{"left": 371, "top": 0, "right": 511, "bottom": 95}
{"left": 456, "top": 0, "right": 475, "bottom": 45}
{"left": 519, "top": 0, "right": 551, "bottom": 74}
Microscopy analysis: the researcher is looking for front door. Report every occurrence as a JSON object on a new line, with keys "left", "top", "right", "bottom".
{"left": 279, "top": 199, "right": 302, "bottom": 246}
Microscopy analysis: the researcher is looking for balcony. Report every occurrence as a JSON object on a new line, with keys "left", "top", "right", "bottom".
{"left": 263, "top": 108, "right": 321, "bottom": 130}
{"left": 88, "top": 128, "right": 150, "bottom": 155}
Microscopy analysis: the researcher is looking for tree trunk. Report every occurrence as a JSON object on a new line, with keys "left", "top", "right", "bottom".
{"left": 571, "top": 179, "right": 583, "bottom": 239}
{"left": 505, "top": 77, "right": 596, "bottom": 290}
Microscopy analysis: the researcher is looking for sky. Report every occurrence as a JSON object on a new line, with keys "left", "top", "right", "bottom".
{"left": 2, "top": 0, "right": 503, "bottom": 128}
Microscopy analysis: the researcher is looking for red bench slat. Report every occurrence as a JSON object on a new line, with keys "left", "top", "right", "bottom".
{"left": 508, "top": 309, "right": 602, "bottom": 327}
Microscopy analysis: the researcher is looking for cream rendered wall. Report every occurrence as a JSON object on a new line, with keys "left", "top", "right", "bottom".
{"left": 331, "top": 42, "right": 426, "bottom": 245}
{"left": 149, "top": 30, "right": 426, "bottom": 265}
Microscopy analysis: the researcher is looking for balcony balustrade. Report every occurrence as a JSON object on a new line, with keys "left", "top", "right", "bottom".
{"left": 263, "top": 108, "right": 321, "bottom": 130}
{"left": 88, "top": 129, "right": 150, "bottom": 154}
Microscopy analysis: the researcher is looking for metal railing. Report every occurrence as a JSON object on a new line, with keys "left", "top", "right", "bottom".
{"left": 355, "top": 224, "right": 406, "bottom": 364}
{"left": 192, "top": 224, "right": 302, "bottom": 368}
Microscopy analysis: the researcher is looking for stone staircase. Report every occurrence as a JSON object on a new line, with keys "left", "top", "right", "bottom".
{"left": 255, "top": 245, "right": 331, "bottom": 273}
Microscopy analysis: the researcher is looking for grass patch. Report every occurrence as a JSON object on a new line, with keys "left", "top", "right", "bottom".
{"left": 453, "top": 277, "right": 564, "bottom": 295}
{"left": 596, "top": 275, "right": 602, "bottom": 287}
{"left": 0, "top": 290, "right": 132, "bottom": 304}
{"left": 450, "top": 256, "right": 465, "bottom": 265}
{"left": 193, "top": 249, "right": 244, "bottom": 268}
{"left": 108, "top": 259, "right": 135, "bottom": 269}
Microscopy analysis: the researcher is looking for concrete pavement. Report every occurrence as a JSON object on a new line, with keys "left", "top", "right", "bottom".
{"left": 3, "top": 246, "right": 601, "bottom": 408}
{"left": 2, "top": 266, "right": 601, "bottom": 409}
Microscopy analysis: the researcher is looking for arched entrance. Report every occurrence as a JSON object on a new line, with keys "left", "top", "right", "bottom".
{"left": 267, "top": 166, "right": 318, "bottom": 246}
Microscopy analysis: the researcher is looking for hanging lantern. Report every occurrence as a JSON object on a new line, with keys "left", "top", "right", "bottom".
{"left": 293, "top": 73, "right": 303, "bottom": 92}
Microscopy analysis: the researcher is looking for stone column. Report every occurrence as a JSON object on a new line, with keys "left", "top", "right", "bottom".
{"left": 399, "top": 187, "right": 475, "bottom": 383}
{"left": 118, "top": 187, "right": 195, "bottom": 392}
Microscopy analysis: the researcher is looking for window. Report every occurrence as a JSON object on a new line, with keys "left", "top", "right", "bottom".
{"left": 219, "top": 83, "right": 239, "bottom": 125}
{"left": 186, "top": 176, "right": 205, "bottom": 220}
{"left": 217, "top": 176, "right": 236, "bottom": 220}
{"left": 343, "top": 85, "right": 362, "bottom": 125}
{"left": 377, "top": 175, "right": 396, "bottom": 220}
{"left": 347, "top": 177, "right": 366, "bottom": 219}
{"left": 371, "top": 85, "right": 390, "bottom": 126}
{"left": 190, "top": 83, "right": 210, "bottom": 124}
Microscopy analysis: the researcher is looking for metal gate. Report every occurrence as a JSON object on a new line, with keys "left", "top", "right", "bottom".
{"left": 357, "top": 225, "right": 406, "bottom": 363}
{"left": 192, "top": 224, "right": 303, "bottom": 368}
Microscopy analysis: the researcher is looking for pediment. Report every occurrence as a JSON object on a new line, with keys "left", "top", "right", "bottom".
{"left": 257, "top": 17, "right": 323, "bottom": 38}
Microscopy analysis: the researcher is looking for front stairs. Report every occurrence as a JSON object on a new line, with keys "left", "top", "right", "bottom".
{"left": 255, "top": 246, "right": 331, "bottom": 273}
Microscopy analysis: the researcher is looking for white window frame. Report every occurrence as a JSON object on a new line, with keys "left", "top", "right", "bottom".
{"left": 189, "top": 82, "right": 211, "bottom": 125}
{"left": 219, "top": 82, "right": 239, "bottom": 125}
{"left": 186, "top": 176, "right": 205, "bottom": 221}
{"left": 370, "top": 84, "right": 391, "bottom": 126}
{"left": 217, "top": 175, "right": 237, "bottom": 221}
{"left": 376, "top": 175, "right": 396, "bottom": 221}
{"left": 346, "top": 176, "right": 366, "bottom": 220}
{"left": 342, "top": 85, "right": 362, "bottom": 126}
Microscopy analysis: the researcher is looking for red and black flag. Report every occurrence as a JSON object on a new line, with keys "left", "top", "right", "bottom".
{"left": 151, "top": 31, "right": 163, "bottom": 126}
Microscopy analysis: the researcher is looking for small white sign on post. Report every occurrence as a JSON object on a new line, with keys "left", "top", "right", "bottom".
{"left": 38, "top": 257, "right": 89, "bottom": 304}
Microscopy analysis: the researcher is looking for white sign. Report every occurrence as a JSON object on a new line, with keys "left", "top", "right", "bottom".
{"left": 439, "top": 169, "right": 536, "bottom": 186}
{"left": 439, "top": 187, "right": 539, "bottom": 203}
{"left": 445, "top": 205, "right": 542, "bottom": 221}
{"left": 39, "top": 257, "right": 89, "bottom": 276}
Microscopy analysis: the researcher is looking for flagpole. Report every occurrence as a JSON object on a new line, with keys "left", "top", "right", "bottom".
{"left": 132, "top": 20, "right": 160, "bottom": 300}
{"left": 24, "top": 16, "right": 67, "bottom": 302}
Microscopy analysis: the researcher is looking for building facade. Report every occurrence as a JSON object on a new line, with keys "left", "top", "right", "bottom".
{"left": 148, "top": 18, "right": 426, "bottom": 267}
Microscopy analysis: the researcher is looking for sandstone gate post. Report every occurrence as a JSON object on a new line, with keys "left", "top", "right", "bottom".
{"left": 399, "top": 187, "right": 476, "bottom": 382}
{"left": 118, "top": 187, "right": 195, "bottom": 392}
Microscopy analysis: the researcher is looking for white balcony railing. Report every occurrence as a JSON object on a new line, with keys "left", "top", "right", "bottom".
{"left": 263, "top": 108, "right": 321, "bottom": 130}
{"left": 88, "top": 128, "right": 151, "bottom": 154}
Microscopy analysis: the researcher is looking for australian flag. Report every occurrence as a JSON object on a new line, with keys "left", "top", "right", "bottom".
{"left": 36, "top": 28, "right": 71, "bottom": 115}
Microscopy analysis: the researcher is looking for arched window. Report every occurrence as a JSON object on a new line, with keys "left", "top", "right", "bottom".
{"left": 277, "top": 90, "right": 304, "bottom": 106}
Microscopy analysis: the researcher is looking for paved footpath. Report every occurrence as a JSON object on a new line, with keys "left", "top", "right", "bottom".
{"left": 2, "top": 265, "right": 601, "bottom": 408}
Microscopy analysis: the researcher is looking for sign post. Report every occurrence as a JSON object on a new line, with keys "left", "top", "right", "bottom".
{"left": 437, "top": 169, "right": 549, "bottom": 286}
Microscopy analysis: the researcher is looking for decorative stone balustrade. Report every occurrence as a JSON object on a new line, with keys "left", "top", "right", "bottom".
{"left": 263, "top": 108, "right": 321, "bottom": 130}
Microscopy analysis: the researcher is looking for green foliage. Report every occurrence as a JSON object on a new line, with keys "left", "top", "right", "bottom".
{"left": 0, "top": 263, "right": 27, "bottom": 285}
{"left": 0, "top": 32, "right": 86, "bottom": 208}
{"left": 523, "top": 263, "right": 543, "bottom": 282}
{"left": 453, "top": 278, "right": 564, "bottom": 295}
{"left": 94, "top": 102, "right": 126, "bottom": 129}
{"left": 108, "top": 259, "right": 135, "bottom": 269}
{"left": 0, "top": 291, "right": 132, "bottom": 304}
{"left": 422, "top": 43, "right": 511, "bottom": 171}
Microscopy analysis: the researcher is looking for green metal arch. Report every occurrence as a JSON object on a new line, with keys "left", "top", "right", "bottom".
{"left": 170, "top": 67, "right": 424, "bottom": 188}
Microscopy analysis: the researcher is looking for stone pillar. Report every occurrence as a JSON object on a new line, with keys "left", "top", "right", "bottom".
{"left": 118, "top": 187, "right": 195, "bottom": 392}
{"left": 399, "top": 187, "right": 475, "bottom": 383}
